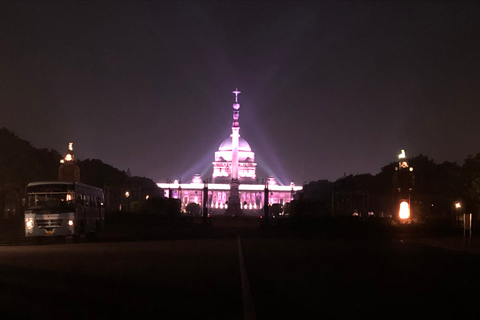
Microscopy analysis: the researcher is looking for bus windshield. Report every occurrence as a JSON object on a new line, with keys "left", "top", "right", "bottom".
{"left": 27, "top": 192, "right": 76, "bottom": 211}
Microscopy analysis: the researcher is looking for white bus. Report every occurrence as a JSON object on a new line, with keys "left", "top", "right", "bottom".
{"left": 24, "top": 181, "right": 105, "bottom": 240}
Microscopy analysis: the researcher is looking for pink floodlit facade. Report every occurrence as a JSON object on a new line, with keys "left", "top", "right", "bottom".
{"left": 156, "top": 90, "right": 303, "bottom": 215}
{"left": 157, "top": 177, "right": 302, "bottom": 215}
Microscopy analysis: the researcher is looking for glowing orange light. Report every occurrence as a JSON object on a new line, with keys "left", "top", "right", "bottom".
{"left": 25, "top": 219, "right": 34, "bottom": 229}
{"left": 399, "top": 201, "right": 410, "bottom": 219}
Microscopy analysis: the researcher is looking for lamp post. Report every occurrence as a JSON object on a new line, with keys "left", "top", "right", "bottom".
{"left": 167, "top": 179, "right": 172, "bottom": 199}
{"left": 203, "top": 178, "right": 210, "bottom": 224}
{"left": 124, "top": 191, "right": 130, "bottom": 212}
{"left": 263, "top": 182, "right": 269, "bottom": 226}
{"left": 455, "top": 202, "right": 462, "bottom": 226}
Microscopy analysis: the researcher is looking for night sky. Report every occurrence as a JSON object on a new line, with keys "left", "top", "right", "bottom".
{"left": 1, "top": 1, "right": 480, "bottom": 185}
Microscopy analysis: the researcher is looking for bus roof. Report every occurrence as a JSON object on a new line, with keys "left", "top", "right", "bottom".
{"left": 27, "top": 181, "right": 103, "bottom": 192}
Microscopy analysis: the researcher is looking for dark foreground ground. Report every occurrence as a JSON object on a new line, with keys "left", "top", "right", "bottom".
{"left": 0, "top": 215, "right": 479, "bottom": 319}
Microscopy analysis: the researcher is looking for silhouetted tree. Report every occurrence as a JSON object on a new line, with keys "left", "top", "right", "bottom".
{"left": 461, "top": 153, "right": 480, "bottom": 215}
{"left": 0, "top": 127, "right": 61, "bottom": 185}
{"left": 77, "top": 159, "right": 129, "bottom": 188}
{"left": 303, "top": 180, "right": 332, "bottom": 199}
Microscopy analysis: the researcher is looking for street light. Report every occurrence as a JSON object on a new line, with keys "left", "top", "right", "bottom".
{"left": 455, "top": 202, "right": 462, "bottom": 225}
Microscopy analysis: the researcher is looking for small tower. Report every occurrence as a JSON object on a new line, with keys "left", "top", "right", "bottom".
{"left": 394, "top": 149, "right": 414, "bottom": 220}
{"left": 58, "top": 142, "right": 80, "bottom": 182}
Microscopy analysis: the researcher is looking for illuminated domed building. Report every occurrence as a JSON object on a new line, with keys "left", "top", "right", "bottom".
{"left": 212, "top": 137, "right": 257, "bottom": 184}
{"left": 157, "top": 90, "right": 302, "bottom": 215}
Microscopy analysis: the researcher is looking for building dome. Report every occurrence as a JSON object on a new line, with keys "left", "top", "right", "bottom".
{"left": 191, "top": 174, "right": 203, "bottom": 184}
{"left": 218, "top": 137, "right": 252, "bottom": 152}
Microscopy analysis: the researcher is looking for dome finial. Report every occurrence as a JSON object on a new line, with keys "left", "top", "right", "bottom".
{"left": 232, "top": 88, "right": 241, "bottom": 103}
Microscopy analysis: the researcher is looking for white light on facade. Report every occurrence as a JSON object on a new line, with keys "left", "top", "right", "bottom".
{"left": 399, "top": 201, "right": 410, "bottom": 219}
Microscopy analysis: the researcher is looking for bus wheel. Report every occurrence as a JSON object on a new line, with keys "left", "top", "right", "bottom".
{"left": 85, "top": 231, "right": 97, "bottom": 242}
{"left": 86, "top": 222, "right": 99, "bottom": 242}
{"left": 73, "top": 223, "right": 85, "bottom": 243}
{"left": 73, "top": 234, "right": 82, "bottom": 243}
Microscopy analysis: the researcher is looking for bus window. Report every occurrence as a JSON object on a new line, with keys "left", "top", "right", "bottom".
{"left": 26, "top": 192, "right": 75, "bottom": 212}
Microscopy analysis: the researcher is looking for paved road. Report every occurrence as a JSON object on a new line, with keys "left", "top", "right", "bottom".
{"left": 242, "top": 237, "right": 480, "bottom": 319}
{"left": 0, "top": 239, "right": 242, "bottom": 320}
{"left": 0, "top": 217, "right": 479, "bottom": 319}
